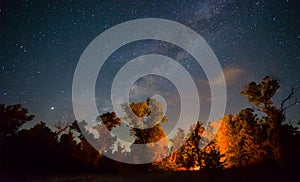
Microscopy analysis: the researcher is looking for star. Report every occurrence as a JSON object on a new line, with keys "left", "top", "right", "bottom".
{"left": 0, "top": 0, "right": 299, "bottom": 127}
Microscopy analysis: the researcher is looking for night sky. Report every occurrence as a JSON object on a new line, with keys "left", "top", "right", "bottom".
{"left": 1, "top": 0, "right": 300, "bottom": 130}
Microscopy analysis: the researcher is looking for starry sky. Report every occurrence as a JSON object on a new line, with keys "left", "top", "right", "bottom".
{"left": 1, "top": 0, "right": 300, "bottom": 130}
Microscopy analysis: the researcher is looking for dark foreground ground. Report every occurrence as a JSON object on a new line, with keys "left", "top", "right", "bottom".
{"left": 1, "top": 167, "right": 300, "bottom": 182}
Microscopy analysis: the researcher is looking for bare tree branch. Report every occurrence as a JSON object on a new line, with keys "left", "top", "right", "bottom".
{"left": 280, "top": 86, "right": 299, "bottom": 111}
{"left": 282, "top": 98, "right": 298, "bottom": 111}
{"left": 55, "top": 125, "right": 70, "bottom": 136}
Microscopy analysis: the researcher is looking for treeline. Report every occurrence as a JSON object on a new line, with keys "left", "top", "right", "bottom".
{"left": 0, "top": 76, "right": 300, "bottom": 175}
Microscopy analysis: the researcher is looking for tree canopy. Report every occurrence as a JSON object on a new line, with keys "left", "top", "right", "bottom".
{"left": 0, "top": 76, "right": 299, "bottom": 175}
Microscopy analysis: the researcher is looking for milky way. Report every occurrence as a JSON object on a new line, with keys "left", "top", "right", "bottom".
{"left": 0, "top": 0, "right": 299, "bottom": 128}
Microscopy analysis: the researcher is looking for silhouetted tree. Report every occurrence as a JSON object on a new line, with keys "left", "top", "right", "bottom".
{"left": 200, "top": 140, "right": 225, "bottom": 170}
{"left": 0, "top": 104, "right": 34, "bottom": 143}
{"left": 170, "top": 128, "right": 187, "bottom": 170}
{"left": 1, "top": 122, "right": 57, "bottom": 172}
{"left": 176, "top": 122, "right": 204, "bottom": 170}
{"left": 241, "top": 76, "right": 298, "bottom": 163}
{"left": 216, "top": 112, "right": 264, "bottom": 168}
{"left": 123, "top": 98, "right": 169, "bottom": 165}
{"left": 98, "top": 112, "right": 121, "bottom": 131}
{"left": 280, "top": 121, "right": 300, "bottom": 169}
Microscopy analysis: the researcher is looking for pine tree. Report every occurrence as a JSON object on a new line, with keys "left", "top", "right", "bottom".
{"left": 176, "top": 122, "right": 204, "bottom": 170}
